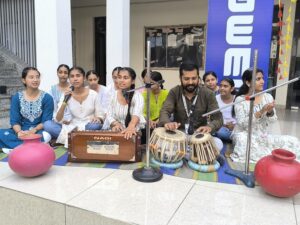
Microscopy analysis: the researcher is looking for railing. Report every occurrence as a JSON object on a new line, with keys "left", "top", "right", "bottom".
{"left": 0, "top": 0, "right": 36, "bottom": 66}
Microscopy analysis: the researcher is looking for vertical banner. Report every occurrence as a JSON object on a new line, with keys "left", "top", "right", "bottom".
{"left": 205, "top": 0, "right": 274, "bottom": 88}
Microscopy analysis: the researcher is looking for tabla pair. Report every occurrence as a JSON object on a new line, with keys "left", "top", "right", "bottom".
{"left": 149, "top": 127, "right": 221, "bottom": 172}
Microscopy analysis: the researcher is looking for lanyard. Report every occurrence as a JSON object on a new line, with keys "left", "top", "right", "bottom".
{"left": 182, "top": 88, "right": 199, "bottom": 119}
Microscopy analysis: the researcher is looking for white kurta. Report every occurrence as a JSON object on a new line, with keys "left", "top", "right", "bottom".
{"left": 103, "top": 91, "right": 145, "bottom": 130}
{"left": 56, "top": 89, "right": 105, "bottom": 146}
{"left": 230, "top": 93, "right": 300, "bottom": 163}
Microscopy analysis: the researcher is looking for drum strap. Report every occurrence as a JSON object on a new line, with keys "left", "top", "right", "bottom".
{"left": 182, "top": 88, "right": 199, "bottom": 135}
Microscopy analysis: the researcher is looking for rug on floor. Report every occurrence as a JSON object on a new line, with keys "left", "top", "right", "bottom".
{"left": 0, "top": 144, "right": 256, "bottom": 185}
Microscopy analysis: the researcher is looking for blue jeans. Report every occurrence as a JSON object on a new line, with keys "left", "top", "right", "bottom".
{"left": 215, "top": 126, "right": 232, "bottom": 142}
{"left": 85, "top": 122, "right": 102, "bottom": 130}
{"left": 44, "top": 120, "right": 103, "bottom": 138}
{"left": 43, "top": 120, "right": 62, "bottom": 139}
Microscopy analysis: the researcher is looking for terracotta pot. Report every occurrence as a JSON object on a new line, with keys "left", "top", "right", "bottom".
{"left": 254, "top": 149, "right": 300, "bottom": 197}
{"left": 8, "top": 134, "right": 55, "bottom": 177}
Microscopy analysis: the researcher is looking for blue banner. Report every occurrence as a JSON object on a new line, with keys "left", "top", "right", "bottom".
{"left": 205, "top": 0, "right": 274, "bottom": 88}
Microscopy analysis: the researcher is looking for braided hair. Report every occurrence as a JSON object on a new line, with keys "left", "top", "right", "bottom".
{"left": 119, "top": 67, "right": 137, "bottom": 127}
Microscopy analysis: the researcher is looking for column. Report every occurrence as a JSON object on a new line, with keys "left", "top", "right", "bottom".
{"left": 106, "top": 0, "right": 130, "bottom": 85}
{"left": 34, "top": 0, "right": 73, "bottom": 91}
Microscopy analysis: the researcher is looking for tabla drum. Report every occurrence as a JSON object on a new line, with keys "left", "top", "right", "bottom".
{"left": 188, "top": 133, "right": 220, "bottom": 172}
{"left": 149, "top": 127, "right": 186, "bottom": 168}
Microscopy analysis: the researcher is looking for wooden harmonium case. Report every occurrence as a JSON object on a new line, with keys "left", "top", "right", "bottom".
{"left": 68, "top": 130, "right": 141, "bottom": 163}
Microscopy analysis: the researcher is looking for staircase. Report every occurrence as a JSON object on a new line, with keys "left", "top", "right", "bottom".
{"left": 0, "top": 47, "right": 28, "bottom": 129}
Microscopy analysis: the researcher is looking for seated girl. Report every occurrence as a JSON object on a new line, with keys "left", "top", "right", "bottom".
{"left": 48, "top": 66, "right": 105, "bottom": 146}
{"left": 215, "top": 78, "right": 236, "bottom": 142}
{"left": 105, "top": 67, "right": 145, "bottom": 139}
{"left": 44, "top": 64, "right": 71, "bottom": 139}
{"left": 203, "top": 71, "right": 219, "bottom": 95}
{"left": 0, "top": 67, "right": 53, "bottom": 150}
{"left": 231, "top": 68, "right": 300, "bottom": 163}
{"left": 86, "top": 70, "right": 110, "bottom": 114}
{"left": 141, "top": 71, "right": 168, "bottom": 143}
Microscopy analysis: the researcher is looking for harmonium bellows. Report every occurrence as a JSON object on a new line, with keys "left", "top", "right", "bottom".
{"left": 68, "top": 130, "right": 142, "bottom": 163}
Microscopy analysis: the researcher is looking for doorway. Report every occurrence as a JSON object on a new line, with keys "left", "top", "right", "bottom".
{"left": 95, "top": 17, "right": 106, "bottom": 85}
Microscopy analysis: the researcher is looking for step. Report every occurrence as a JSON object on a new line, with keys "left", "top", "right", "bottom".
{"left": 6, "top": 85, "right": 24, "bottom": 95}
{"left": 0, "top": 67, "right": 18, "bottom": 76}
{"left": 0, "top": 95, "right": 11, "bottom": 113}
{"left": 0, "top": 76, "right": 22, "bottom": 85}
{"left": 0, "top": 109, "right": 9, "bottom": 118}
{"left": 0, "top": 116, "right": 10, "bottom": 128}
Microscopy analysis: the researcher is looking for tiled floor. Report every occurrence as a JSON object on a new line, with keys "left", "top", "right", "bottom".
{"left": 0, "top": 108, "right": 300, "bottom": 225}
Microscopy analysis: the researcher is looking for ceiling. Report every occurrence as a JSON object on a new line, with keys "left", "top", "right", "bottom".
{"left": 71, "top": 0, "right": 189, "bottom": 8}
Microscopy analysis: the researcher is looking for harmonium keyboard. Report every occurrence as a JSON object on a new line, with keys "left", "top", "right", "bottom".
{"left": 68, "top": 130, "right": 142, "bottom": 163}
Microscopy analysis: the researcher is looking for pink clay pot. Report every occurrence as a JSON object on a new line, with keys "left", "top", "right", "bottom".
{"left": 8, "top": 134, "right": 55, "bottom": 177}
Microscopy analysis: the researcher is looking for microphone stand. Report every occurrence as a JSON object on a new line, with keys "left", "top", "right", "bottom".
{"left": 132, "top": 41, "right": 163, "bottom": 182}
{"left": 203, "top": 49, "right": 300, "bottom": 188}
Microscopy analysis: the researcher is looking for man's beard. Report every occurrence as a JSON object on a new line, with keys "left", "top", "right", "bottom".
{"left": 183, "top": 84, "right": 198, "bottom": 93}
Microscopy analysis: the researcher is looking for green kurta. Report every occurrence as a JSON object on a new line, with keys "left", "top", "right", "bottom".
{"left": 142, "top": 89, "right": 169, "bottom": 121}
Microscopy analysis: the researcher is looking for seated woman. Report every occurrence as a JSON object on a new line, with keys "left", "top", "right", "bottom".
{"left": 215, "top": 78, "right": 236, "bottom": 142}
{"left": 106, "top": 66, "right": 122, "bottom": 93}
{"left": 44, "top": 64, "right": 71, "bottom": 139}
{"left": 105, "top": 67, "right": 145, "bottom": 139}
{"left": 49, "top": 64, "right": 70, "bottom": 113}
{"left": 0, "top": 67, "right": 54, "bottom": 150}
{"left": 86, "top": 70, "right": 110, "bottom": 114}
{"left": 141, "top": 71, "right": 168, "bottom": 144}
{"left": 52, "top": 66, "right": 105, "bottom": 146}
{"left": 142, "top": 71, "right": 168, "bottom": 128}
{"left": 231, "top": 68, "right": 300, "bottom": 163}
{"left": 203, "top": 71, "right": 219, "bottom": 95}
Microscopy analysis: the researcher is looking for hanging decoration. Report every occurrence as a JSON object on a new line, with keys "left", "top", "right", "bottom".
{"left": 278, "top": 0, "right": 297, "bottom": 80}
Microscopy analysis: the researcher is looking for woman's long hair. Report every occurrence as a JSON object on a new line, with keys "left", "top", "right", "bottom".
{"left": 232, "top": 68, "right": 264, "bottom": 116}
{"left": 119, "top": 67, "right": 136, "bottom": 127}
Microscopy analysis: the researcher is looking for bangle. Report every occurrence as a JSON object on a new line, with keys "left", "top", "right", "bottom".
{"left": 62, "top": 102, "right": 67, "bottom": 106}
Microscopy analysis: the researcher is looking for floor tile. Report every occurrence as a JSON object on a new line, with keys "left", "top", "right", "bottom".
{"left": 169, "top": 184, "right": 296, "bottom": 225}
{"left": 293, "top": 193, "right": 300, "bottom": 205}
{"left": 0, "top": 187, "right": 65, "bottom": 225}
{"left": 67, "top": 170, "right": 195, "bottom": 225}
{"left": 294, "top": 205, "right": 300, "bottom": 224}
{"left": 0, "top": 165, "right": 115, "bottom": 203}
{"left": 66, "top": 206, "right": 130, "bottom": 225}
{"left": 0, "top": 162, "right": 14, "bottom": 181}
{"left": 196, "top": 180, "right": 293, "bottom": 203}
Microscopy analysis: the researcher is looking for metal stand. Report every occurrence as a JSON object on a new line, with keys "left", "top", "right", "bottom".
{"left": 224, "top": 50, "right": 258, "bottom": 188}
{"left": 133, "top": 41, "right": 163, "bottom": 182}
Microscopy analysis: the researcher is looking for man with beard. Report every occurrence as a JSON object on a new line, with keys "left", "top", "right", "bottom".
{"left": 159, "top": 62, "right": 223, "bottom": 135}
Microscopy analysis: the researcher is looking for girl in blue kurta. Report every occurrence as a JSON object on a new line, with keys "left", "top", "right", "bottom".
{"left": 0, "top": 67, "right": 54, "bottom": 150}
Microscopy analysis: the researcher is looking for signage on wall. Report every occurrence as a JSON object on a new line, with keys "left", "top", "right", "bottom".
{"left": 205, "top": 0, "right": 274, "bottom": 88}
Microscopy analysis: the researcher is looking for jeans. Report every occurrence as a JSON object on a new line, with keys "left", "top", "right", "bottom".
{"left": 43, "top": 120, "right": 62, "bottom": 139}
{"left": 215, "top": 126, "right": 232, "bottom": 142}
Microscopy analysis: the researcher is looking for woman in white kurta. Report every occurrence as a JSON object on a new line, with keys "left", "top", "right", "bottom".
{"left": 230, "top": 69, "right": 300, "bottom": 163}
{"left": 86, "top": 70, "right": 110, "bottom": 114}
{"left": 105, "top": 67, "right": 145, "bottom": 139}
{"left": 55, "top": 66, "right": 105, "bottom": 146}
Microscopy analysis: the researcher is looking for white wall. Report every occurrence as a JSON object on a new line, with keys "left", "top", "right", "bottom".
{"left": 71, "top": 0, "right": 206, "bottom": 89}
{"left": 35, "top": 0, "right": 73, "bottom": 92}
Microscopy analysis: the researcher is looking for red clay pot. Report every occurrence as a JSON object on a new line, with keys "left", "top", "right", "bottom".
{"left": 254, "top": 149, "right": 300, "bottom": 198}
{"left": 8, "top": 134, "right": 55, "bottom": 177}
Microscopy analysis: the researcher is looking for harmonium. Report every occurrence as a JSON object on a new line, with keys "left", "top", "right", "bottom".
{"left": 68, "top": 130, "right": 142, "bottom": 163}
